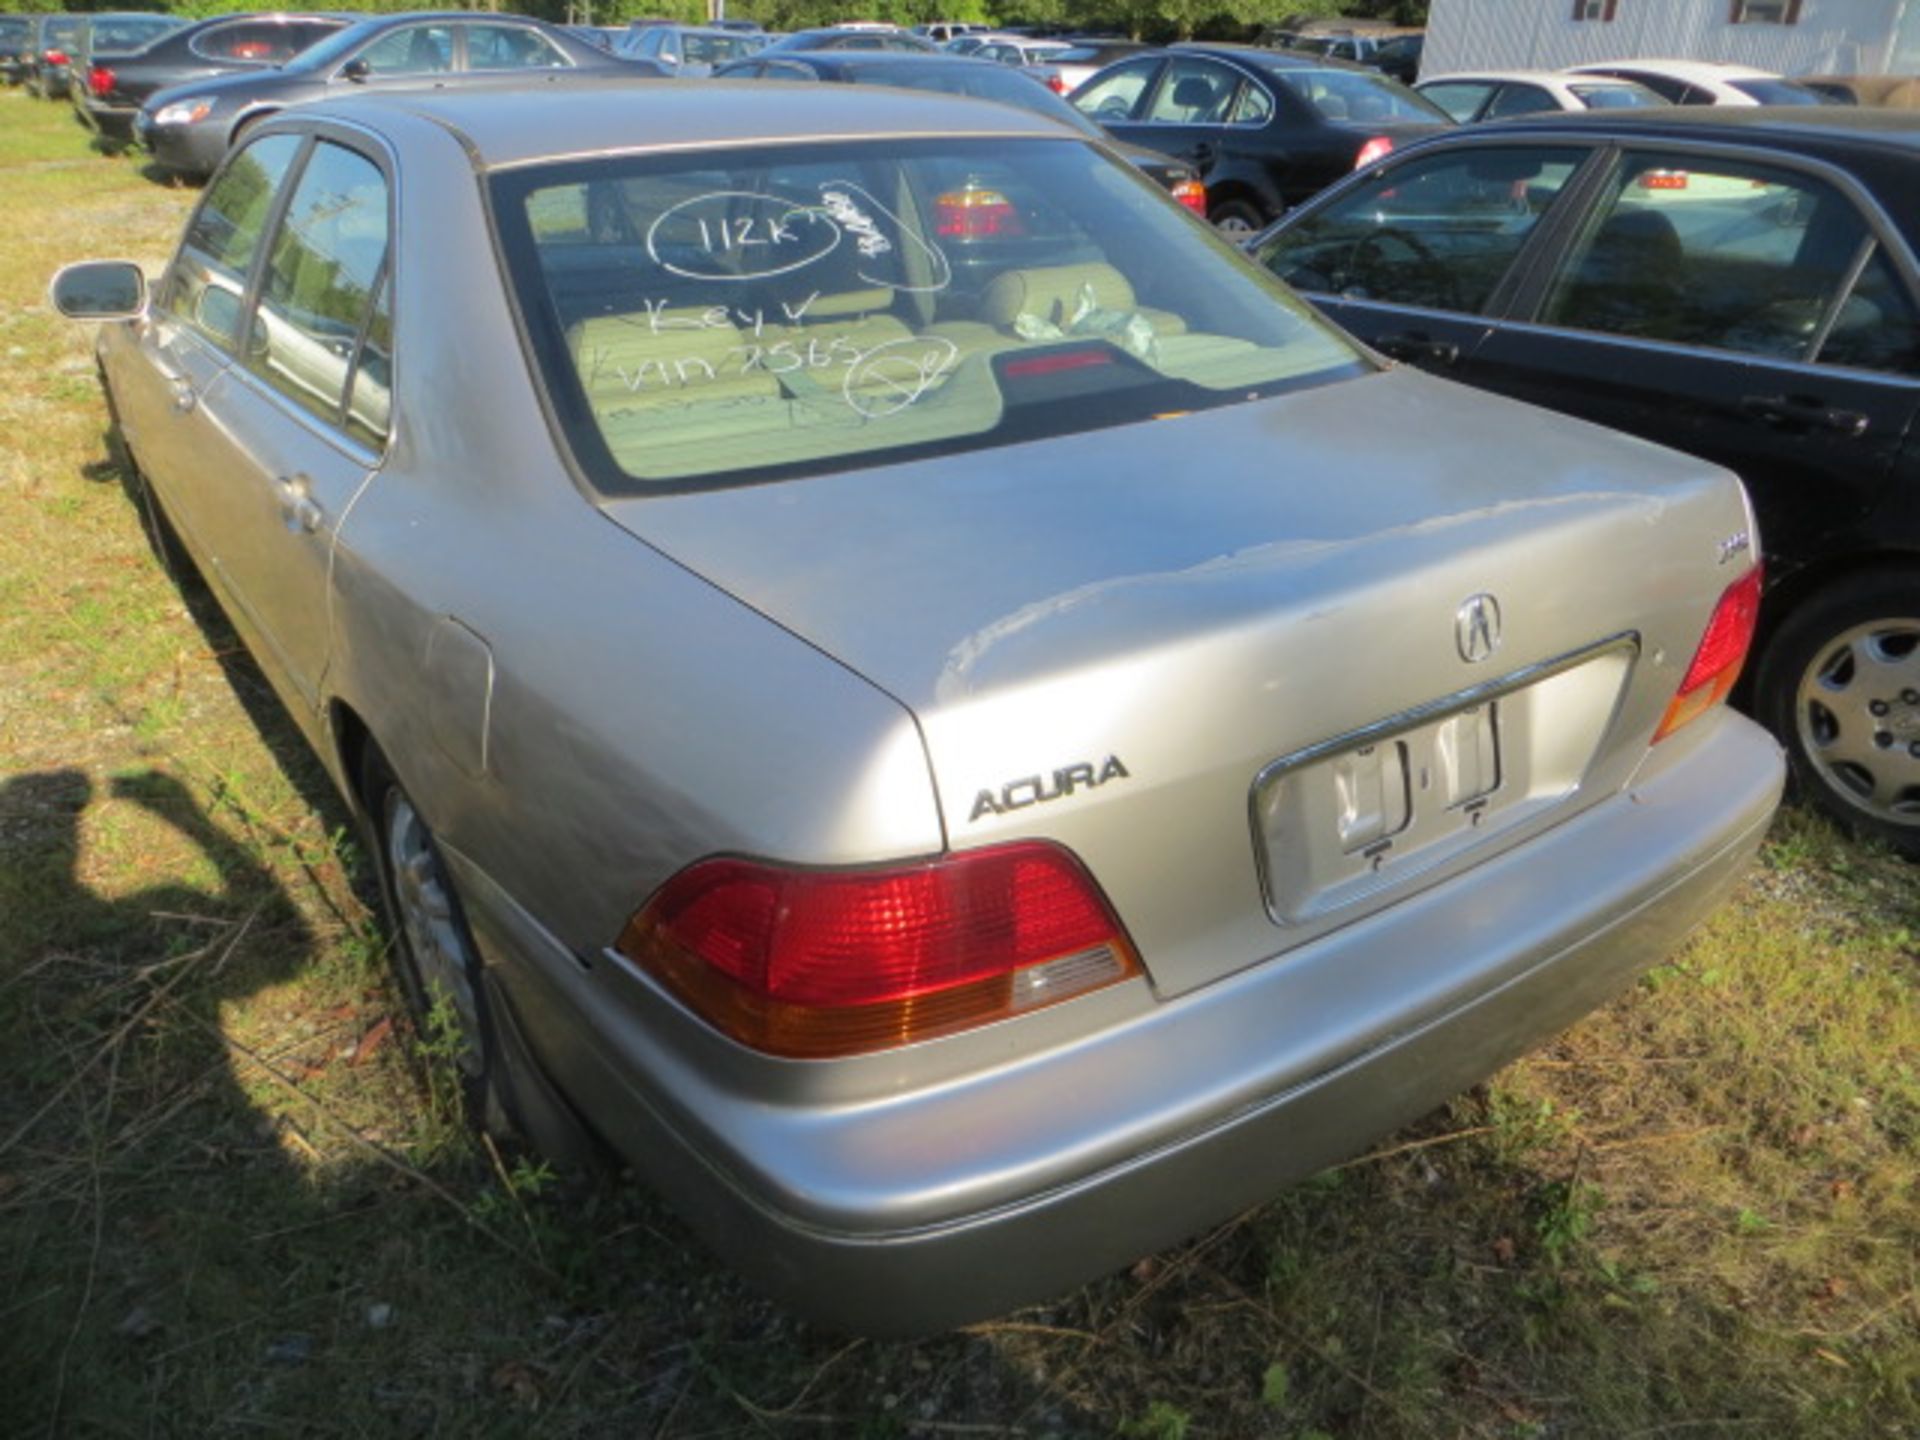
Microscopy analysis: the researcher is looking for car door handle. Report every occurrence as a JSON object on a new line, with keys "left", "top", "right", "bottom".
{"left": 1740, "top": 393, "right": 1868, "bottom": 437}
{"left": 1374, "top": 332, "right": 1460, "bottom": 367}
{"left": 154, "top": 362, "right": 195, "bottom": 413}
{"left": 276, "top": 473, "right": 323, "bottom": 533}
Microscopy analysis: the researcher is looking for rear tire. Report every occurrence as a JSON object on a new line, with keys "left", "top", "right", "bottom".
{"left": 1752, "top": 572, "right": 1920, "bottom": 858}
{"left": 360, "top": 747, "right": 601, "bottom": 1164}
{"left": 1208, "top": 198, "right": 1266, "bottom": 240}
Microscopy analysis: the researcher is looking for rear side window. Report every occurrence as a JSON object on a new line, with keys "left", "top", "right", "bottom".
{"left": 192, "top": 20, "right": 343, "bottom": 64}
{"left": 1258, "top": 145, "right": 1587, "bottom": 313}
{"left": 495, "top": 137, "right": 1362, "bottom": 490}
{"left": 1073, "top": 59, "right": 1158, "bottom": 121}
{"left": 246, "top": 141, "right": 392, "bottom": 437}
{"left": 465, "top": 24, "right": 569, "bottom": 71}
{"left": 165, "top": 133, "right": 305, "bottom": 351}
{"left": 1539, "top": 152, "right": 1906, "bottom": 364}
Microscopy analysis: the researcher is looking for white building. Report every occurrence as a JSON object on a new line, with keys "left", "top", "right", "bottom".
{"left": 1422, "top": 0, "right": 1920, "bottom": 79}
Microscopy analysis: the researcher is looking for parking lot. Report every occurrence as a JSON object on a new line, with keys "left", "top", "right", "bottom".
{"left": 2, "top": 78, "right": 1917, "bottom": 1438}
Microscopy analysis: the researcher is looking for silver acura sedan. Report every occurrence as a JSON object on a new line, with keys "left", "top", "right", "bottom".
{"left": 53, "top": 83, "right": 1783, "bottom": 1335}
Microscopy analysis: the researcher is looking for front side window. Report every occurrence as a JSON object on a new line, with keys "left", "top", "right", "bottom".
{"left": 1073, "top": 59, "right": 1159, "bottom": 122}
{"left": 354, "top": 24, "right": 452, "bottom": 76}
{"left": 496, "top": 137, "right": 1363, "bottom": 489}
{"left": 465, "top": 24, "right": 568, "bottom": 71}
{"left": 1146, "top": 58, "right": 1239, "bottom": 124}
{"left": 165, "top": 133, "right": 305, "bottom": 351}
{"left": 1257, "top": 145, "right": 1587, "bottom": 313}
{"left": 1540, "top": 152, "right": 1883, "bottom": 361}
{"left": 246, "top": 141, "right": 391, "bottom": 434}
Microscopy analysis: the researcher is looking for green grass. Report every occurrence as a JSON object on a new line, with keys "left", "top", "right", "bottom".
{"left": 1, "top": 88, "right": 1915, "bottom": 1439}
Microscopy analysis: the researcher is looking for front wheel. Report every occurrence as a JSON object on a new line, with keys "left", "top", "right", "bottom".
{"left": 1753, "top": 573, "right": 1920, "bottom": 858}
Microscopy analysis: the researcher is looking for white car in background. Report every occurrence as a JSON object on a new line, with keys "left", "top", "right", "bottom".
{"left": 1565, "top": 59, "right": 1829, "bottom": 106}
{"left": 1417, "top": 69, "right": 1668, "bottom": 123}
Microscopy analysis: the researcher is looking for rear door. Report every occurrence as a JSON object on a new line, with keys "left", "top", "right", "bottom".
{"left": 1473, "top": 143, "right": 1920, "bottom": 578}
{"left": 1253, "top": 138, "right": 1601, "bottom": 376}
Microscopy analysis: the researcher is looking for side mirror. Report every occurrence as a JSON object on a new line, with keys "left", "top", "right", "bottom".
{"left": 49, "top": 260, "right": 147, "bottom": 320}
{"left": 340, "top": 56, "right": 369, "bottom": 83}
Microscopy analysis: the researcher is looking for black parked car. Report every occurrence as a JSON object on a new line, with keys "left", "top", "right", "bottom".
{"left": 21, "top": 12, "right": 80, "bottom": 98}
{"left": 138, "top": 12, "right": 653, "bottom": 179}
{"left": 710, "top": 51, "right": 1210, "bottom": 212}
{"left": 78, "top": 12, "right": 350, "bottom": 143}
{"left": 0, "top": 14, "right": 35, "bottom": 85}
{"left": 1070, "top": 44, "right": 1451, "bottom": 236}
{"left": 1253, "top": 107, "right": 1920, "bottom": 853}
{"left": 66, "top": 11, "right": 190, "bottom": 138}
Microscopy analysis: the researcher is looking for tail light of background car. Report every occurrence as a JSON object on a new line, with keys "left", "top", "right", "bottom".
{"left": 1045, "top": 71, "right": 1067, "bottom": 94}
{"left": 87, "top": 64, "right": 113, "bottom": 97}
{"left": 1653, "top": 565, "right": 1762, "bottom": 742}
{"left": 1171, "top": 178, "right": 1207, "bottom": 215}
{"left": 43, "top": 48, "right": 68, "bottom": 67}
{"left": 935, "top": 185, "right": 1025, "bottom": 238}
{"left": 1353, "top": 136, "right": 1395, "bottom": 170}
{"left": 614, "top": 841, "right": 1143, "bottom": 1058}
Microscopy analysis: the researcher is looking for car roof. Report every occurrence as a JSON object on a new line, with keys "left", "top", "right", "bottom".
{"left": 1169, "top": 42, "right": 1376, "bottom": 75}
{"left": 1418, "top": 103, "right": 1920, "bottom": 150}
{"left": 1419, "top": 69, "right": 1634, "bottom": 85}
{"left": 324, "top": 78, "right": 1071, "bottom": 169}
{"left": 1567, "top": 58, "right": 1780, "bottom": 81}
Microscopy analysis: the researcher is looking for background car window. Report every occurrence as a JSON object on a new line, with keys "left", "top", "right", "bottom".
{"left": 192, "top": 20, "right": 341, "bottom": 64}
{"left": 1229, "top": 78, "right": 1274, "bottom": 124}
{"left": 1815, "top": 248, "right": 1920, "bottom": 373}
{"left": 1568, "top": 81, "right": 1667, "bottom": 109}
{"left": 355, "top": 24, "right": 452, "bottom": 76}
{"left": 1258, "top": 146, "right": 1586, "bottom": 312}
{"left": 1147, "top": 58, "right": 1238, "bottom": 124}
{"left": 465, "top": 24, "right": 567, "bottom": 71}
{"left": 1074, "top": 59, "right": 1157, "bottom": 121}
{"left": 1541, "top": 154, "right": 1877, "bottom": 360}
{"left": 1419, "top": 81, "right": 1495, "bottom": 122}
{"left": 92, "top": 17, "right": 177, "bottom": 51}
{"left": 1275, "top": 68, "right": 1450, "bottom": 123}
{"left": 1485, "top": 83, "right": 1557, "bottom": 118}
{"left": 345, "top": 270, "right": 393, "bottom": 450}
{"left": 165, "top": 133, "right": 305, "bottom": 351}
{"left": 246, "top": 142, "right": 391, "bottom": 432}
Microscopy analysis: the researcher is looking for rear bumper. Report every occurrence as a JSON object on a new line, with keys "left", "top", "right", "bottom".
{"left": 450, "top": 708, "right": 1781, "bottom": 1335}
{"left": 78, "top": 98, "right": 137, "bottom": 139}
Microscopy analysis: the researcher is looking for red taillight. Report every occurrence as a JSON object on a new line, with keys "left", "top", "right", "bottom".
{"left": 935, "top": 185, "right": 1025, "bottom": 238}
{"left": 88, "top": 64, "right": 113, "bottom": 97}
{"left": 614, "top": 842, "right": 1142, "bottom": 1057}
{"left": 44, "top": 48, "right": 68, "bottom": 67}
{"left": 1171, "top": 177, "right": 1207, "bottom": 214}
{"left": 1046, "top": 72, "right": 1067, "bottom": 94}
{"left": 1654, "top": 565, "right": 1763, "bottom": 742}
{"left": 1353, "top": 135, "right": 1394, "bottom": 170}
{"left": 1002, "top": 348, "right": 1114, "bottom": 378}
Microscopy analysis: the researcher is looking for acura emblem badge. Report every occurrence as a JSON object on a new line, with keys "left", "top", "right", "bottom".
{"left": 1456, "top": 593, "right": 1502, "bottom": 664}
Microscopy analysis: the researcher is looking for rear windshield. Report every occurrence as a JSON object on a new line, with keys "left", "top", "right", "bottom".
{"left": 1728, "top": 77, "right": 1827, "bottom": 105}
{"left": 682, "top": 31, "right": 763, "bottom": 63}
{"left": 1271, "top": 67, "right": 1450, "bottom": 124}
{"left": 1569, "top": 81, "right": 1667, "bottom": 109}
{"left": 853, "top": 61, "right": 1106, "bottom": 137}
{"left": 91, "top": 16, "right": 179, "bottom": 53}
{"left": 493, "top": 137, "right": 1363, "bottom": 491}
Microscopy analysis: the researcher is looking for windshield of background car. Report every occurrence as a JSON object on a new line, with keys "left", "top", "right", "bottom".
{"left": 1570, "top": 81, "right": 1667, "bottom": 109}
{"left": 493, "top": 137, "right": 1365, "bottom": 490}
{"left": 1271, "top": 67, "right": 1450, "bottom": 123}
{"left": 1728, "top": 78, "right": 1828, "bottom": 105}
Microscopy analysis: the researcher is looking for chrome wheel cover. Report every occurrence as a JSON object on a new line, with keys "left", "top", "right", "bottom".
{"left": 1794, "top": 616, "right": 1920, "bottom": 829}
{"left": 1212, "top": 213, "right": 1257, "bottom": 240}
{"left": 386, "top": 793, "right": 484, "bottom": 1077}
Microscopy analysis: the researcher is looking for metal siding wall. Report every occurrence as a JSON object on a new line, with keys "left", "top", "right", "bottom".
{"left": 1420, "top": 0, "right": 1903, "bottom": 79}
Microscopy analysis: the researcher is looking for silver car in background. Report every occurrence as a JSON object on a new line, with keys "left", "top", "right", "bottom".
{"left": 54, "top": 83, "right": 1781, "bottom": 1335}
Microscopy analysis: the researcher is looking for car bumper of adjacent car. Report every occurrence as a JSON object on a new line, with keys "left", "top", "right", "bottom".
{"left": 79, "top": 98, "right": 139, "bottom": 140}
{"left": 135, "top": 113, "right": 228, "bottom": 177}
{"left": 444, "top": 707, "right": 1782, "bottom": 1335}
